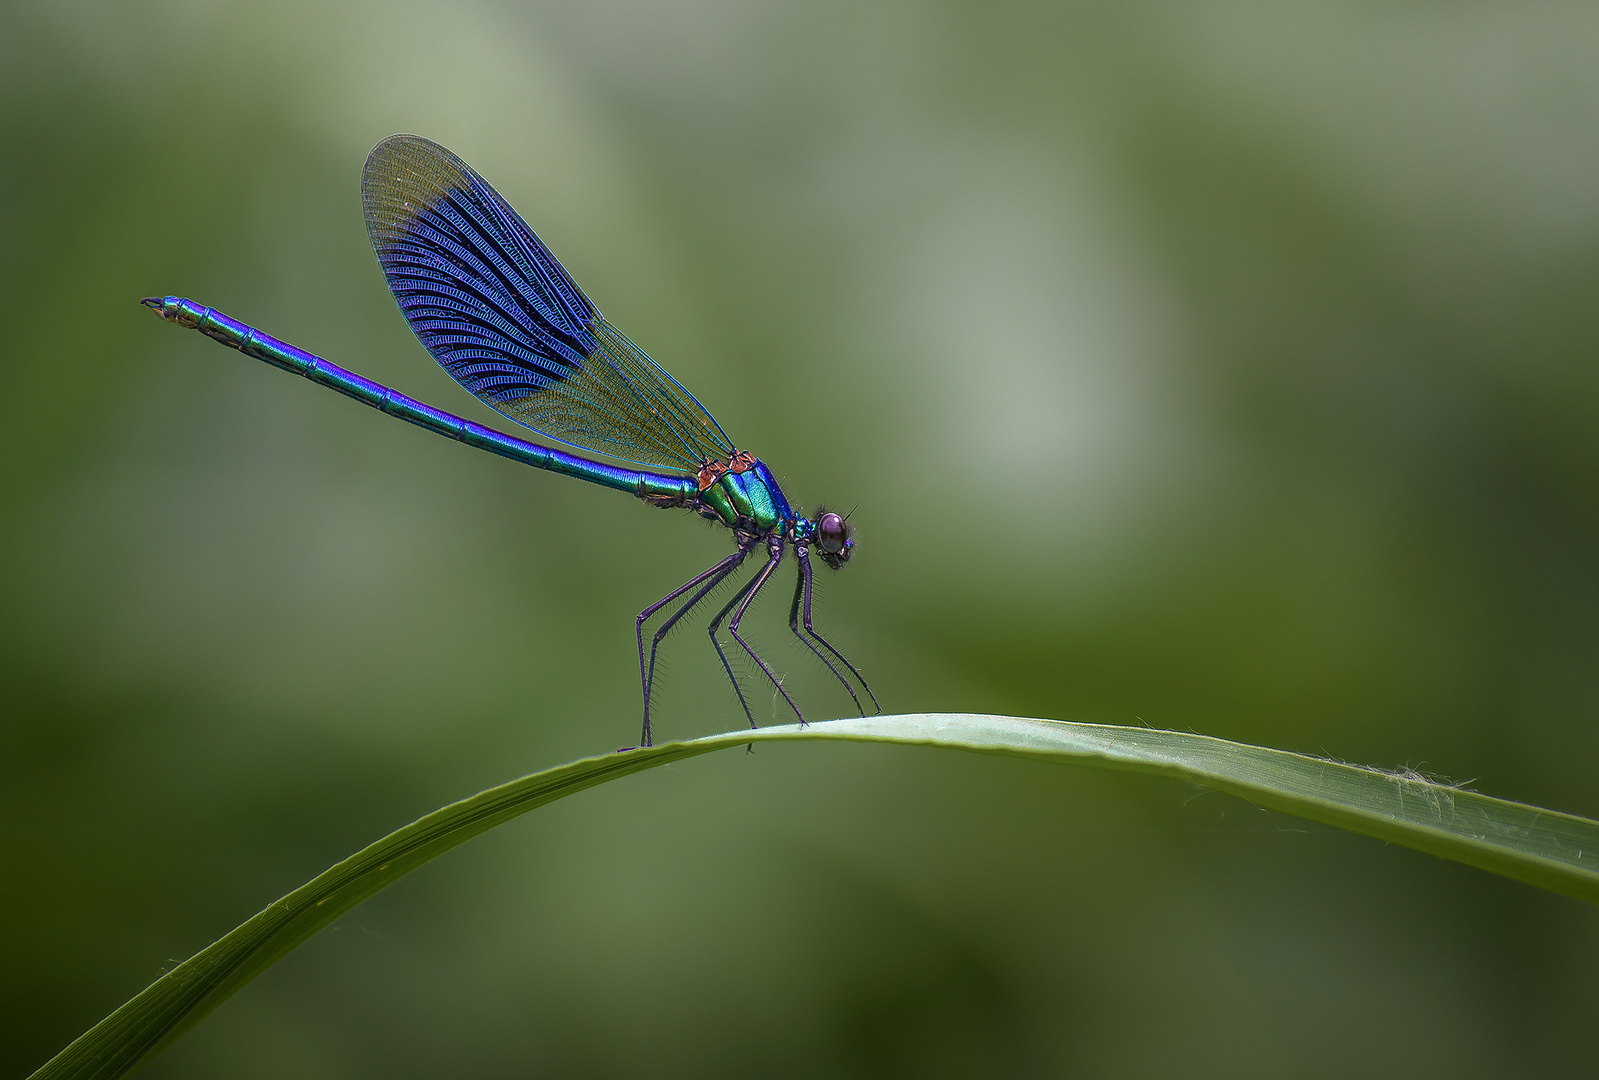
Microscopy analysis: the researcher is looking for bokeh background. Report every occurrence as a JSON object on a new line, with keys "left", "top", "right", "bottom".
{"left": 5, "top": 1, "right": 1598, "bottom": 1076}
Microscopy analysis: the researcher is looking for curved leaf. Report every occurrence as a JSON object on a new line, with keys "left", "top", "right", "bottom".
{"left": 31, "top": 714, "right": 1599, "bottom": 1079}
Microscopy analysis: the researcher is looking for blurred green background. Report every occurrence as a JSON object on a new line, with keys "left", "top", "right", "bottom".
{"left": 4, "top": 1, "right": 1598, "bottom": 1076}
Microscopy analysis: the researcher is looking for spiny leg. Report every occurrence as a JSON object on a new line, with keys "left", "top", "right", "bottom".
{"left": 646, "top": 549, "right": 752, "bottom": 713}
{"left": 639, "top": 540, "right": 757, "bottom": 742}
{"left": 796, "top": 542, "right": 880, "bottom": 712}
{"left": 635, "top": 540, "right": 754, "bottom": 747}
{"left": 705, "top": 563, "right": 770, "bottom": 728}
{"left": 788, "top": 545, "right": 865, "bottom": 716}
{"left": 726, "top": 538, "right": 803, "bottom": 725}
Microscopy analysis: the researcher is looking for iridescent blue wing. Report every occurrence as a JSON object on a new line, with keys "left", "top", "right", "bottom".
{"left": 361, "top": 134, "right": 736, "bottom": 471}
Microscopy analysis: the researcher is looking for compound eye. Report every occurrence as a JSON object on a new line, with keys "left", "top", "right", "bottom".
{"left": 817, "top": 512, "right": 847, "bottom": 554}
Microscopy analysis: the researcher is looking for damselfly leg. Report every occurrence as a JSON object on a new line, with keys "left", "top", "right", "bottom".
{"left": 635, "top": 538, "right": 758, "bottom": 746}
{"left": 788, "top": 545, "right": 868, "bottom": 715}
{"left": 705, "top": 564, "right": 769, "bottom": 727}
{"left": 720, "top": 537, "right": 803, "bottom": 724}
{"left": 793, "top": 543, "right": 879, "bottom": 713}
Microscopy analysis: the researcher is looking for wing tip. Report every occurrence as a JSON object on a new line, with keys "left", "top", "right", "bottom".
{"left": 362, "top": 134, "right": 474, "bottom": 233}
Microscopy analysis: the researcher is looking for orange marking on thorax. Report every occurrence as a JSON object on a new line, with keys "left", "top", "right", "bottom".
{"left": 696, "top": 451, "right": 757, "bottom": 491}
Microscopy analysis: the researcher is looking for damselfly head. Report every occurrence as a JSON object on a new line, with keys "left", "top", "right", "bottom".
{"left": 815, "top": 510, "right": 853, "bottom": 569}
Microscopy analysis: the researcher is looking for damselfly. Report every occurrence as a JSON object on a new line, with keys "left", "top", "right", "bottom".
{"left": 143, "top": 134, "right": 876, "bottom": 747}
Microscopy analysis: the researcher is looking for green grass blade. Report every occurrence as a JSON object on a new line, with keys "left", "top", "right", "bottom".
{"left": 31, "top": 714, "right": 1599, "bottom": 1079}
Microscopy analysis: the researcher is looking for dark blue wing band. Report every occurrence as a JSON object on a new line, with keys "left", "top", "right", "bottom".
{"left": 362, "top": 135, "right": 736, "bottom": 470}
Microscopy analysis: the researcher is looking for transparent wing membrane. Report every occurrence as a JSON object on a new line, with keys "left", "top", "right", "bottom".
{"left": 362, "top": 134, "right": 735, "bottom": 470}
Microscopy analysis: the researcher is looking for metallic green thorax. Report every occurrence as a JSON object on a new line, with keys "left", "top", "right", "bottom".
{"left": 701, "top": 468, "right": 784, "bottom": 531}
